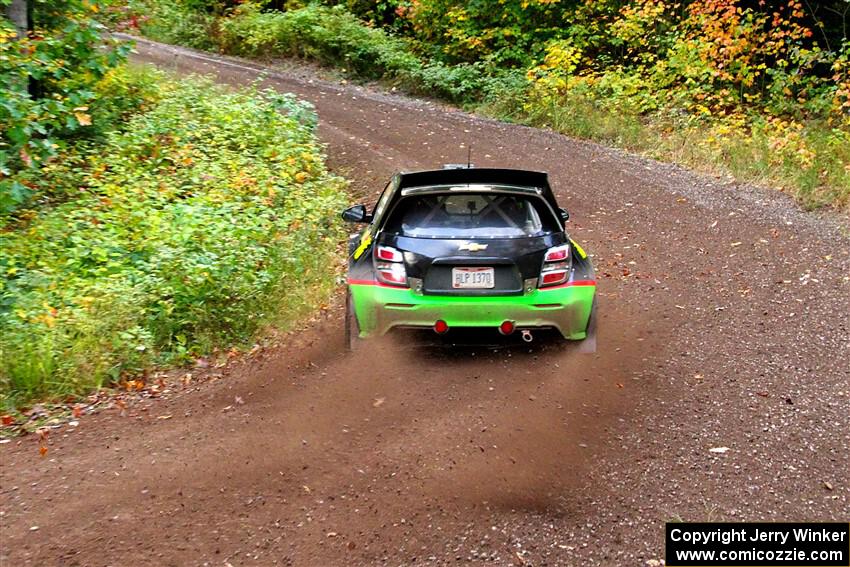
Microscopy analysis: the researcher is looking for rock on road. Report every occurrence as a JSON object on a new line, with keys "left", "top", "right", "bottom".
{"left": 1, "top": 37, "right": 848, "bottom": 567}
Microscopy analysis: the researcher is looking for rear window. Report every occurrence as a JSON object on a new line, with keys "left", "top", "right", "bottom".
{"left": 384, "top": 193, "right": 558, "bottom": 238}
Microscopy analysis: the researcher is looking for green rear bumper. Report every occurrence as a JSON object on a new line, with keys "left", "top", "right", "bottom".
{"left": 349, "top": 281, "right": 595, "bottom": 340}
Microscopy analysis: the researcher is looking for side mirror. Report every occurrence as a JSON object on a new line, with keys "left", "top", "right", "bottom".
{"left": 559, "top": 207, "right": 570, "bottom": 223}
{"left": 341, "top": 204, "right": 372, "bottom": 223}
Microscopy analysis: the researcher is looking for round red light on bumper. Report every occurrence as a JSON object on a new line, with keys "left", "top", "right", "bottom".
{"left": 434, "top": 320, "right": 449, "bottom": 334}
{"left": 499, "top": 320, "right": 515, "bottom": 335}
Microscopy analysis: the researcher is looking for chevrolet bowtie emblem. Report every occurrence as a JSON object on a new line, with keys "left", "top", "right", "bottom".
{"left": 459, "top": 242, "right": 488, "bottom": 252}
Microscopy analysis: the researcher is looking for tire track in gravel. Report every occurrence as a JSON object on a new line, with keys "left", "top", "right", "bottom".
{"left": 1, "top": 37, "right": 848, "bottom": 567}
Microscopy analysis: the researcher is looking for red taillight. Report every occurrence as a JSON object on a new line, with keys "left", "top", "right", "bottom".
{"left": 541, "top": 270, "right": 568, "bottom": 286}
{"left": 499, "top": 320, "right": 515, "bottom": 335}
{"left": 434, "top": 320, "right": 449, "bottom": 334}
{"left": 544, "top": 245, "right": 570, "bottom": 262}
{"left": 539, "top": 244, "right": 572, "bottom": 288}
{"left": 376, "top": 245, "right": 404, "bottom": 262}
{"left": 374, "top": 245, "right": 408, "bottom": 287}
{"left": 376, "top": 263, "right": 407, "bottom": 284}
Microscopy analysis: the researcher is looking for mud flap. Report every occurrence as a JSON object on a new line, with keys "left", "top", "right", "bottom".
{"left": 345, "top": 288, "right": 362, "bottom": 352}
{"left": 577, "top": 296, "right": 597, "bottom": 354}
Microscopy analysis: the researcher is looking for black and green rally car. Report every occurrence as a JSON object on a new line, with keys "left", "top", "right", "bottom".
{"left": 341, "top": 167, "right": 597, "bottom": 350}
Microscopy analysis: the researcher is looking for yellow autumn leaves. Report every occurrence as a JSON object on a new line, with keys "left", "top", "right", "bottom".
{"left": 74, "top": 107, "right": 93, "bottom": 126}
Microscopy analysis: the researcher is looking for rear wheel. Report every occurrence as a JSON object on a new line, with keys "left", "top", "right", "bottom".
{"left": 577, "top": 297, "right": 597, "bottom": 354}
{"left": 344, "top": 288, "right": 362, "bottom": 352}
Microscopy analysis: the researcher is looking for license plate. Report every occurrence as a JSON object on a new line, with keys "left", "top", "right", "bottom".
{"left": 452, "top": 267, "right": 494, "bottom": 289}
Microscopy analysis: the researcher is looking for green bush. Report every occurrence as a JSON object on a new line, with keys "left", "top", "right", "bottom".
{"left": 219, "top": 5, "right": 415, "bottom": 77}
{"left": 0, "top": 1, "right": 131, "bottom": 216}
{"left": 138, "top": 1, "right": 218, "bottom": 49}
{"left": 0, "top": 69, "right": 346, "bottom": 404}
{"left": 213, "top": 4, "right": 522, "bottom": 105}
{"left": 100, "top": 0, "right": 219, "bottom": 49}
{"left": 2, "top": 67, "right": 163, "bottom": 226}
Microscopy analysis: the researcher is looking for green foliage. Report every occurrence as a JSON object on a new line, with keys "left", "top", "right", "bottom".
{"left": 3, "top": 67, "right": 162, "bottom": 225}
{"left": 0, "top": 1, "right": 131, "bottom": 215}
{"left": 202, "top": 3, "right": 517, "bottom": 103}
{"left": 405, "top": 0, "right": 567, "bottom": 67}
{"left": 115, "top": 0, "right": 849, "bottom": 210}
{"left": 137, "top": 0, "right": 217, "bottom": 49}
{"left": 515, "top": 0, "right": 850, "bottom": 209}
{"left": 339, "top": 0, "right": 411, "bottom": 30}
{"left": 219, "top": 4, "right": 414, "bottom": 77}
{"left": 0, "top": 70, "right": 347, "bottom": 403}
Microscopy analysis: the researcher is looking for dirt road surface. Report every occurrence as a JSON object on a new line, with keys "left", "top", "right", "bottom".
{"left": 2, "top": 38, "right": 849, "bottom": 567}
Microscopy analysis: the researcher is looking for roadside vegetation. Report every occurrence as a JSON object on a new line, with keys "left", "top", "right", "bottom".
{"left": 108, "top": 0, "right": 850, "bottom": 211}
{"left": 1, "top": 1, "right": 345, "bottom": 407}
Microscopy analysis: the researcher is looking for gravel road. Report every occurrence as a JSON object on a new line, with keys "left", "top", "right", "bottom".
{"left": 1, "top": 37, "right": 848, "bottom": 567}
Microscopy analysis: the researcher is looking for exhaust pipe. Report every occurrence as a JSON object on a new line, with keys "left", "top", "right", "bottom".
{"left": 521, "top": 329, "right": 533, "bottom": 343}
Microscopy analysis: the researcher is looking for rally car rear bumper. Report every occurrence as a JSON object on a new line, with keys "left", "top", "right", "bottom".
{"left": 348, "top": 279, "right": 596, "bottom": 340}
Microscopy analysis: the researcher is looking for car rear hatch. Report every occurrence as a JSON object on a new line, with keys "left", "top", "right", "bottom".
{"left": 376, "top": 188, "right": 568, "bottom": 294}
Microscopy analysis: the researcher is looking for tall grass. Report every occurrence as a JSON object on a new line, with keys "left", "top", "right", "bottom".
{"left": 483, "top": 93, "right": 850, "bottom": 210}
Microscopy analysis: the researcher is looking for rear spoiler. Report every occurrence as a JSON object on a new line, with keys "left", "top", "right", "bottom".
{"left": 397, "top": 168, "right": 550, "bottom": 192}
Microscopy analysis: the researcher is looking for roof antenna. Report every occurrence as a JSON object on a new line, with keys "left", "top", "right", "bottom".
{"left": 441, "top": 145, "right": 474, "bottom": 170}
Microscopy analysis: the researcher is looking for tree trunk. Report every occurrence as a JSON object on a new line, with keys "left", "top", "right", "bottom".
{"left": 4, "top": 0, "right": 29, "bottom": 41}
{"left": 5, "top": 0, "right": 36, "bottom": 96}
